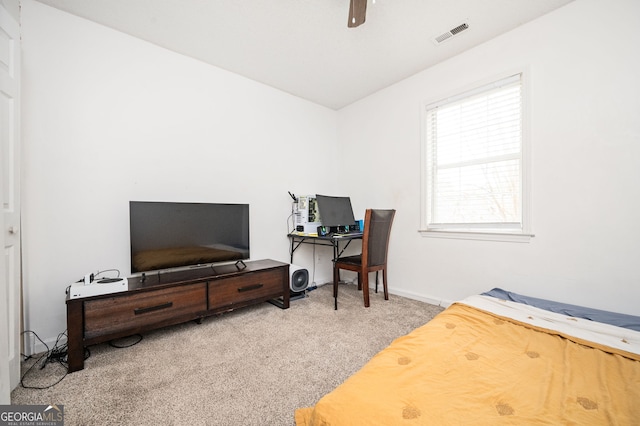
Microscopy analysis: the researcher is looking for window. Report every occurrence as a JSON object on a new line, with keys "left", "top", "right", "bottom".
{"left": 421, "top": 73, "right": 532, "bottom": 241}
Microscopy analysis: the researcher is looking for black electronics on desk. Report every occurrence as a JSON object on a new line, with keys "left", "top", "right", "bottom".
{"left": 315, "top": 195, "right": 361, "bottom": 235}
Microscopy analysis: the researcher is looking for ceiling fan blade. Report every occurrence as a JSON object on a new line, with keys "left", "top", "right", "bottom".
{"left": 348, "top": 0, "right": 367, "bottom": 28}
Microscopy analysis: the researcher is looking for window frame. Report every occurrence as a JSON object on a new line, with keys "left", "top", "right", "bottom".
{"left": 419, "top": 71, "right": 533, "bottom": 243}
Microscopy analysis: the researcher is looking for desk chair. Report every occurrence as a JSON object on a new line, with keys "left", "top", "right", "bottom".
{"left": 333, "top": 209, "right": 396, "bottom": 310}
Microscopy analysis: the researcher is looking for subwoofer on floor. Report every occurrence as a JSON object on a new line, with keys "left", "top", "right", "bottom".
{"left": 290, "top": 264, "right": 309, "bottom": 293}
{"left": 268, "top": 264, "right": 309, "bottom": 309}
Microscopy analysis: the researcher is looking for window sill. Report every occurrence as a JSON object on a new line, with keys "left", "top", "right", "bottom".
{"left": 419, "top": 229, "right": 534, "bottom": 243}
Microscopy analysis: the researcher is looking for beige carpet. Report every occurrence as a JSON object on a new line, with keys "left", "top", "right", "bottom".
{"left": 12, "top": 283, "right": 444, "bottom": 425}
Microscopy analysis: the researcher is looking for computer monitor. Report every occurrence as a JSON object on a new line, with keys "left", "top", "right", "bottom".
{"left": 316, "top": 195, "right": 356, "bottom": 228}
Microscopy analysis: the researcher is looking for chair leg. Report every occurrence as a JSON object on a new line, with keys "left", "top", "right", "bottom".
{"left": 382, "top": 269, "right": 389, "bottom": 300}
{"left": 333, "top": 266, "right": 339, "bottom": 310}
{"left": 362, "top": 271, "right": 370, "bottom": 307}
{"left": 375, "top": 271, "right": 379, "bottom": 293}
{"left": 357, "top": 273, "right": 362, "bottom": 291}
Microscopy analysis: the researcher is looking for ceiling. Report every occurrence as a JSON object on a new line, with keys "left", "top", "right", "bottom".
{"left": 34, "top": 0, "right": 574, "bottom": 110}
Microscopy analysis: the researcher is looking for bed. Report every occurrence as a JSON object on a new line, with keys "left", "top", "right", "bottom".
{"left": 295, "top": 289, "right": 640, "bottom": 425}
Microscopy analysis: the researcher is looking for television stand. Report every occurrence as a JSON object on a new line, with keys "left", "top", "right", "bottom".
{"left": 65, "top": 259, "right": 289, "bottom": 372}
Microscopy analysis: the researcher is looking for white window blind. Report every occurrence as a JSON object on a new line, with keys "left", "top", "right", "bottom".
{"left": 424, "top": 74, "right": 526, "bottom": 234}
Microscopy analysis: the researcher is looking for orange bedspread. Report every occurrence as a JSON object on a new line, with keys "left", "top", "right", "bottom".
{"left": 295, "top": 302, "right": 640, "bottom": 425}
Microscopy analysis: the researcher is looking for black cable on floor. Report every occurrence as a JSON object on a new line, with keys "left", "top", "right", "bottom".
{"left": 20, "top": 330, "right": 69, "bottom": 390}
{"left": 108, "top": 334, "right": 143, "bottom": 348}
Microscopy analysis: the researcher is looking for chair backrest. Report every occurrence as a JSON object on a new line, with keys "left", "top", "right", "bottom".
{"left": 362, "top": 209, "right": 396, "bottom": 267}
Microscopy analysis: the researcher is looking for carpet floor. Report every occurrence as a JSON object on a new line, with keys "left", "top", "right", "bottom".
{"left": 12, "top": 283, "right": 444, "bottom": 425}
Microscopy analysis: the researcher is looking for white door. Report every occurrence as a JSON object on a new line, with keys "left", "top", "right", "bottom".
{"left": 0, "top": 2, "right": 21, "bottom": 403}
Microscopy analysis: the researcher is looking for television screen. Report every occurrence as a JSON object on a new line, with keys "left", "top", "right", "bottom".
{"left": 315, "top": 195, "right": 356, "bottom": 227}
{"left": 129, "top": 201, "right": 250, "bottom": 273}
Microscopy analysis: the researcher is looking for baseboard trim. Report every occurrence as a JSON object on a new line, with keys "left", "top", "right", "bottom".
{"left": 388, "top": 288, "right": 453, "bottom": 308}
{"left": 315, "top": 281, "right": 454, "bottom": 308}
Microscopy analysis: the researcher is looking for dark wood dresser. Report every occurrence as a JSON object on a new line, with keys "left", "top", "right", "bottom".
{"left": 66, "top": 259, "right": 289, "bottom": 372}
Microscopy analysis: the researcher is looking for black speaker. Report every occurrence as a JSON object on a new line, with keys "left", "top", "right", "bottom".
{"left": 317, "top": 225, "right": 330, "bottom": 236}
{"left": 290, "top": 265, "right": 309, "bottom": 292}
{"left": 268, "top": 265, "right": 310, "bottom": 309}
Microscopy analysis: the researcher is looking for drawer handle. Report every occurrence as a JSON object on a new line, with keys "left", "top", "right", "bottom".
{"left": 134, "top": 302, "right": 173, "bottom": 315}
{"left": 237, "top": 284, "right": 263, "bottom": 293}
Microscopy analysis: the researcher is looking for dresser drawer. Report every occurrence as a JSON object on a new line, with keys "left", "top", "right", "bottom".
{"left": 208, "top": 270, "right": 284, "bottom": 310}
{"left": 84, "top": 283, "right": 207, "bottom": 339}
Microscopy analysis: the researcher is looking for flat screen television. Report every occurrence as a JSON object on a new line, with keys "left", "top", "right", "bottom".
{"left": 129, "top": 201, "right": 250, "bottom": 273}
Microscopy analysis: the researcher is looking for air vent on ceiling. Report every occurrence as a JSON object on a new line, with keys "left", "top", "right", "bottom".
{"left": 433, "top": 22, "right": 469, "bottom": 45}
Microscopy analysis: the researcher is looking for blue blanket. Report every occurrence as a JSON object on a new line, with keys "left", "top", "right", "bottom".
{"left": 483, "top": 288, "right": 640, "bottom": 332}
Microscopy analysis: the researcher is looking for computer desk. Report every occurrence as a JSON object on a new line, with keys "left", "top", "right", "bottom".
{"left": 287, "top": 232, "right": 362, "bottom": 264}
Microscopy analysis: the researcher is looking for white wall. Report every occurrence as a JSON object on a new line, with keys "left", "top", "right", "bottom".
{"left": 21, "top": 0, "right": 640, "bottom": 350}
{"left": 337, "top": 0, "right": 640, "bottom": 315}
{"left": 20, "top": 0, "right": 340, "bottom": 350}
{"left": 0, "top": 0, "right": 18, "bottom": 20}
